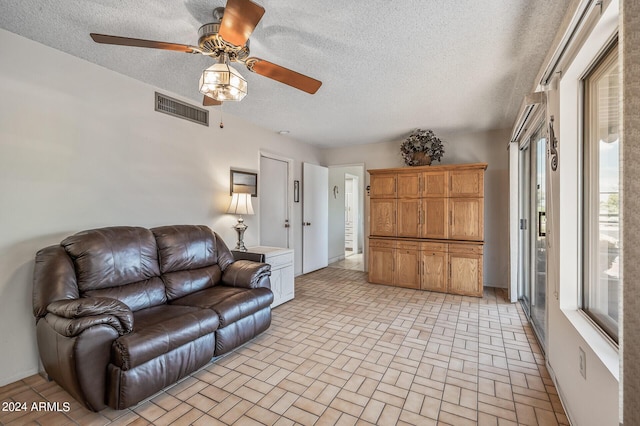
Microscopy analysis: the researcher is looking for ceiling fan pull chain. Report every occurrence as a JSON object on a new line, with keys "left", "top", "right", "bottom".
{"left": 219, "top": 104, "right": 224, "bottom": 129}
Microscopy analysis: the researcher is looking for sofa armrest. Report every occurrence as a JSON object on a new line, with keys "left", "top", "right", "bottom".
{"left": 222, "top": 260, "right": 271, "bottom": 289}
{"left": 44, "top": 312, "right": 130, "bottom": 337}
{"left": 37, "top": 318, "right": 118, "bottom": 411}
{"left": 46, "top": 297, "right": 133, "bottom": 336}
{"left": 232, "top": 251, "right": 265, "bottom": 263}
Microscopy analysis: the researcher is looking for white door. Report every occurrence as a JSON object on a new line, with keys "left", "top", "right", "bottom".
{"left": 260, "top": 155, "right": 290, "bottom": 248}
{"left": 303, "top": 162, "right": 328, "bottom": 273}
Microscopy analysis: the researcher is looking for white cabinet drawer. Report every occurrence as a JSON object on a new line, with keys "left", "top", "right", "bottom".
{"left": 266, "top": 251, "right": 294, "bottom": 269}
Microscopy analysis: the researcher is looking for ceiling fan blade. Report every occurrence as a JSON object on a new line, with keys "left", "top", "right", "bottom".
{"left": 247, "top": 58, "right": 322, "bottom": 94}
{"left": 90, "top": 33, "right": 196, "bottom": 53}
{"left": 203, "top": 95, "right": 222, "bottom": 106}
{"left": 218, "top": 0, "right": 265, "bottom": 47}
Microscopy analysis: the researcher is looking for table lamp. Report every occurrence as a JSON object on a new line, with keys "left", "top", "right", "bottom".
{"left": 227, "top": 192, "right": 254, "bottom": 251}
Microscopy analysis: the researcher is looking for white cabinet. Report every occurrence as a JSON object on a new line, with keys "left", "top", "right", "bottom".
{"left": 246, "top": 246, "right": 294, "bottom": 308}
{"left": 345, "top": 222, "right": 354, "bottom": 251}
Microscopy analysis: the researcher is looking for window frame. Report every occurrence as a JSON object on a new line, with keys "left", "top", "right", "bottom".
{"left": 580, "top": 40, "right": 620, "bottom": 343}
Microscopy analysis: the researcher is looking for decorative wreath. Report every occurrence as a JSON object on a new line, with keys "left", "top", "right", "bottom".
{"left": 400, "top": 129, "right": 445, "bottom": 166}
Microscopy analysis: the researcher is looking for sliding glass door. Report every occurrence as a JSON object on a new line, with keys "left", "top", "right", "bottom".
{"left": 519, "top": 123, "right": 547, "bottom": 350}
{"left": 519, "top": 142, "right": 532, "bottom": 317}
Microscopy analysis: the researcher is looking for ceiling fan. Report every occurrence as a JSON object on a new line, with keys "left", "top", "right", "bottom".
{"left": 90, "top": 0, "right": 322, "bottom": 106}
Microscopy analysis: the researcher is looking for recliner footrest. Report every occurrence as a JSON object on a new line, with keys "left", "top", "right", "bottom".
{"left": 112, "top": 307, "right": 219, "bottom": 370}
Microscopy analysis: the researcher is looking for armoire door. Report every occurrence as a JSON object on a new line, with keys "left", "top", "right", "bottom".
{"left": 370, "top": 199, "right": 396, "bottom": 237}
{"left": 421, "top": 248, "right": 448, "bottom": 292}
{"left": 370, "top": 173, "right": 396, "bottom": 198}
{"left": 449, "top": 198, "right": 483, "bottom": 241}
{"left": 369, "top": 240, "right": 395, "bottom": 284}
{"left": 450, "top": 169, "right": 484, "bottom": 197}
{"left": 397, "top": 198, "right": 420, "bottom": 237}
{"left": 422, "top": 198, "right": 448, "bottom": 239}
{"left": 395, "top": 243, "right": 420, "bottom": 289}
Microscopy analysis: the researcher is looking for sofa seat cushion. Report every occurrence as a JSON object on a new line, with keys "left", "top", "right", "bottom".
{"left": 171, "top": 286, "right": 274, "bottom": 327}
{"left": 112, "top": 305, "right": 219, "bottom": 370}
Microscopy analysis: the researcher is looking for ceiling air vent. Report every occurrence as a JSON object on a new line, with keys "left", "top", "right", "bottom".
{"left": 155, "top": 92, "right": 209, "bottom": 126}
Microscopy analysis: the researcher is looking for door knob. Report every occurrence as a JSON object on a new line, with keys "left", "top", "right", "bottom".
{"left": 303, "top": 222, "right": 311, "bottom": 226}
{"left": 284, "top": 219, "right": 290, "bottom": 228}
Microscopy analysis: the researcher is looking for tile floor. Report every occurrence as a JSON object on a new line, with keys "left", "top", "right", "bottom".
{"left": 329, "top": 253, "right": 365, "bottom": 271}
{"left": 0, "top": 267, "right": 568, "bottom": 425}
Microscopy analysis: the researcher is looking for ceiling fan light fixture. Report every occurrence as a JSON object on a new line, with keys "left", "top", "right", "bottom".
{"left": 90, "top": 1, "right": 321, "bottom": 106}
{"left": 199, "top": 54, "right": 247, "bottom": 101}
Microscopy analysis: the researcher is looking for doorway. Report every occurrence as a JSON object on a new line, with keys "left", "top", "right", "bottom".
{"left": 519, "top": 123, "right": 547, "bottom": 350}
{"left": 344, "top": 174, "right": 359, "bottom": 257}
{"left": 328, "top": 164, "right": 365, "bottom": 271}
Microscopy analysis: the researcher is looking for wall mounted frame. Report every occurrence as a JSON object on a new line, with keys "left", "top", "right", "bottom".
{"left": 230, "top": 169, "right": 258, "bottom": 197}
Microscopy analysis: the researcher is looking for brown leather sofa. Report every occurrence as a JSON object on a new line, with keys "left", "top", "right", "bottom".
{"left": 32, "top": 225, "right": 273, "bottom": 411}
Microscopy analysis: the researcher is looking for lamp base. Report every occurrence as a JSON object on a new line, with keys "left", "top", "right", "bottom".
{"left": 232, "top": 218, "right": 248, "bottom": 252}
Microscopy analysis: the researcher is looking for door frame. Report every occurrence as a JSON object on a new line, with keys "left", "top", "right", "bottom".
{"left": 328, "top": 164, "right": 366, "bottom": 266}
{"left": 519, "top": 140, "right": 532, "bottom": 316}
{"left": 259, "top": 150, "right": 293, "bottom": 248}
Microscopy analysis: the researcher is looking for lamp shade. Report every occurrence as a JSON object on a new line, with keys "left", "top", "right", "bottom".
{"left": 199, "top": 55, "right": 248, "bottom": 102}
{"left": 227, "top": 192, "right": 254, "bottom": 215}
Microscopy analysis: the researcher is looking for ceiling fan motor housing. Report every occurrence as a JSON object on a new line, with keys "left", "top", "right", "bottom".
{"left": 198, "top": 8, "right": 249, "bottom": 61}
{"left": 197, "top": 22, "right": 222, "bottom": 51}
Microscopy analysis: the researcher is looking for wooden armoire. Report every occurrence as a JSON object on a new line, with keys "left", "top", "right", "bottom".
{"left": 367, "top": 163, "right": 487, "bottom": 297}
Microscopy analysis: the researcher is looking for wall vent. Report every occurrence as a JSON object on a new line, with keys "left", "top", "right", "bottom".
{"left": 155, "top": 92, "right": 209, "bottom": 126}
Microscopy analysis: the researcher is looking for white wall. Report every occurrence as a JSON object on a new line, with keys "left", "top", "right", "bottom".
{"left": 322, "top": 128, "right": 511, "bottom": 288}
{"left": 547, "top": 3, "right": 620, "bottom": 424}
{"left": 0, "top": 29, "right": 322, "bottom": 386}
{"left": 507, "top": 1, "right": 620, "bottom": 424}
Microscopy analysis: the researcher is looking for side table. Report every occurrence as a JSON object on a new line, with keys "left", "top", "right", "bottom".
{"left": 233, "top": 246, "right": 294, "bottom": 308}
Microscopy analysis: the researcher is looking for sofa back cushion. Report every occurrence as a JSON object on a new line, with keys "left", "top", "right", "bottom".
{"left": 152, "top": 225, "right": 217, "bottom": 273}
{"left": 152, "top": 225, "right": 230, "bottom": 300}
{"left": 161, "top": 266, "right": 223, "bottom": 300}
{"left": 61, "top": 227, "right": 165, "bottom": 310}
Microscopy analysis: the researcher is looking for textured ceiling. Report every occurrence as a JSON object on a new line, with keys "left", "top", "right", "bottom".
{"left": 0, "top": 0, "right": 571, "bottom": 147}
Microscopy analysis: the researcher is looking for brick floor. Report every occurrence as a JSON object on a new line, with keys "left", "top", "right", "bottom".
{"left": 0, "top": 267, "right": 568, "bottom": 425}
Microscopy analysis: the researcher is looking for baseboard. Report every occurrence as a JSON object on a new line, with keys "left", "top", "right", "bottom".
{"left": 0, "top": 367, "right": 39, "bottom": 387}
{"left": 547, "top": 361, "right": 576, "bottom": 425}
{"left": 328, "top": 254, "right": 345, "bottom": 264}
